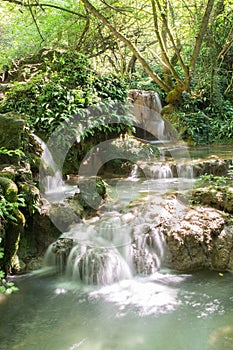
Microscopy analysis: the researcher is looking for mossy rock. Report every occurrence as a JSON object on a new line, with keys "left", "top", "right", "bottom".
{"left": 0, "top": 167, "right": 16, "bottom": 180}
{"left": 191, "top": 186, "right": 233, "bottom": 214}
{"left": 2, "top": 209, "right": 25, "bottom": 274}
{"left": 0, "top": 176, "right": 18, "bottom": 202}
{"left": 78, "top": 176, "right": 107, "bottom": 209}
{"left": 18, "top": 182, "right": 40, "bottom": 215}
{"left": 0, "top": 112, "right": 27, "bottom": 150}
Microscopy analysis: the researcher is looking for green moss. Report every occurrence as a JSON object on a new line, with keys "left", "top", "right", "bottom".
{"left": 0, "top": 177, "right": 18, "bottom": 202}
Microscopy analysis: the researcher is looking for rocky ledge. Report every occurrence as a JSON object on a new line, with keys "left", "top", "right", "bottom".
{"left": 162, "top": 204, "right": 233, "bottom": 272}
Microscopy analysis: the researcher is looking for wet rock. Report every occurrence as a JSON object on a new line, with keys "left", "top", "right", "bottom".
{"left": 131, "top": 223, "right": 166, "bottom": 275}
{"left": 49, "top": 202, "right": 81, "bottom": 232}
{"left": 31, "top": 199, "right": 61, "bottom": 255}
{"left": 192, "top": 159, "right": 230, "bottom": 177}
{"left": 25, "top": 257, "right": 44, "bottom": 271}
{"left": 3, "top": 209, "right": 25, "bottom": 274}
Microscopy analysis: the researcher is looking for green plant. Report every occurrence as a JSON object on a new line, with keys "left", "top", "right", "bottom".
{"left": 0, "top": 194, "right": 25, "bottom": 222}
{"left": 175, "top": 91, "right": 233, "bottom": 145}
{"left": 0, "top": 51, "right": 129, "bottom": 139}
{"left": 0, "top": 147, "right": 24, "bottom": 157}
{"left": 195, "top": 173, "right": 230, "bottom": 188}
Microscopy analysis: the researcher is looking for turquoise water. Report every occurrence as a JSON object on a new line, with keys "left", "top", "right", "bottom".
{"left": 0, "top": 270, "right": 233, "bottom": 350}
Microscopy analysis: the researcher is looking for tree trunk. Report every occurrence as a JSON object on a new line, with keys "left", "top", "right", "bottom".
{"left": 81, "top": 0, "right": 170, "bottom": 92}
{"left": 189, "top": 0, "right": 216, "bottom": 73}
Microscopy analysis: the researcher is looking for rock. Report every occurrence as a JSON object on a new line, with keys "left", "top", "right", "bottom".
{"left": 128, "top": 89, "right": 177, "bottom": 140}
{"left": 192, "top": 186, "right": 233, "bottom": 214}
{"left": 0, "top": 112, "right": 27, "bottom": 149}
{"left": 48, "top": 238, "right": 74, "bottom": 272}
{"left": 192, "top": 159, "right": 230, "bottom": 177}
{"left": 25, "top": 257, "right": 44, "bottom": 271}
{"left": 49, "top": 202, "right": 81, "bottom": 232}
{"left": 3, "top": 209, "right": 25, "bottom": 274}
{"left": 0, "top": 176, "right": 18, "bottom": 202}
{"left": 132, "top": 223, "right": 165, "bottom": 274}
{"left": 162, "top": 206, "right": 233, "bottom": 272}
{"left": 0, "top": 165, "right": 16, "bottom": 180}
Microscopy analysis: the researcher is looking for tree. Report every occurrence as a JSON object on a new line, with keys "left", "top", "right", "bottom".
{"left": 80, "top": 0, "right": 217, "bottom": 106}
{"left": 1, "top": 0, "right": 232, "bottom": 108}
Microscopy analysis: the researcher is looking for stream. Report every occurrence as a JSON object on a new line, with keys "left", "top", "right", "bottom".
{"left": 0, "top": 270, "right": 233, "bottom": 350}
{"left": 1, "top": 144, "right": 233, "bottom": 350}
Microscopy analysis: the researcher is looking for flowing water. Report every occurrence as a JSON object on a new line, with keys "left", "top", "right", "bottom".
{"left": 1, "top": 131, "right": 233, "bottom": 349}
{"left": 0, "top": 270, "right": 233, "bottom": 350}
{"left": 0, "top": 168, "right": 233, "bottom": 350}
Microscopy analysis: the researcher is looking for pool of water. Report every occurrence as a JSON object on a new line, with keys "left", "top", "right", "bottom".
{"left": 188, "top": 145, "right": 233, "bottom": 160}
{"left": 0, "top": 270, "right": 232, "bottom": 350}
{"left": 1, "top": 144, "right": 233, "bottom": 350}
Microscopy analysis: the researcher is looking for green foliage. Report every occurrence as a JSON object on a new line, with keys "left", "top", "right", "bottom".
{"left": 0, "top": 147, "right": 24, "bottom": 158}
{"left": 128, "top": 72, "right": 165, "bottom": 99}
{"left": 195, "top": 173, "right": 229, "bottom": 189}
{"left": 176, "top": 93, "right": 233, "bottom": 145}
{"left": 0, "top": 194, "right": 25, "bottom": 223}
{"left": 111, "top": 135, "right": 159, "bottom": 161}
{"left": 0, "top": 51, "right": 129, "bottom": 138}
{"left": 93, "top": 75, "right": 128, "bottom": 102}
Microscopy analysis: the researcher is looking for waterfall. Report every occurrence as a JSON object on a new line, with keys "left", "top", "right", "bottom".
{"left": 33, "top": 134, "right": 64, "bottom": 193}
{"left": 40, "top": 89, "right": 192, "bottom": 286}
{"left": 44, "top": 201, "right": 167, "bottom": 285}
{"left": 128, "top": 90, "right": 165, "bottom": 140}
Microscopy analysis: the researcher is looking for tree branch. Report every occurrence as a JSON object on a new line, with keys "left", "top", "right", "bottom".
{"left": 155, "top": 0, "right": 189, "bottom": 80}
{"left": 2, "top": 0, "right": 87, "bottom": 19}
{"left": 76, "top": 7, "right": 90, "bottom": 50}
{"left": 151, "top": 0, "right": 182, "bottom": 84}
{"left": 189, "top": 0, "right": 215, "bottom": 73}
{"left": 27, "top": 1, "right": 45, "bottom": 43}
{"left": 80, "top": 0, "right": 171, "bottom": 92}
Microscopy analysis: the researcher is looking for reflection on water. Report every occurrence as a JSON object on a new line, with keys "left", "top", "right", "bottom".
{"left": 0, "top": 270, "right": 233, "bottom": 350}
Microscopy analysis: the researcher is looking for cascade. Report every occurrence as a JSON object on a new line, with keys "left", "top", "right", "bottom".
{"left": 33, "top": 134, "right": 64, "bottom": 193}
{"left": 129, "top": 89, "right": 165, "bottom": 140}
{"left": 41, "top": 89, "right": 193, "bottom": 286}
{"left": 44, "top": 202, "right": 167, "bottom": 285}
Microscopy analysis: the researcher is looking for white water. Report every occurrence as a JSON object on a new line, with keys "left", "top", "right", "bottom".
{"left": 33, "top": 134, "right": 64, "bottom": 191}
{"left": 129, "top": 90, "right": 166, "bottom": 140}
{"left": 33, "top": 134, "right": 78, "bottom": 200}
{"left": 1, "top": 143, "right": 233, "bottom": 349}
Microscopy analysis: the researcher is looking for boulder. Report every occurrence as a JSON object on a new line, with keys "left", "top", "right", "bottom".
{"left": 162, "top": 206, "right": 233, "bottom": 272}
{"left": 0, "top": 176, "right": 18, "bottom": 202}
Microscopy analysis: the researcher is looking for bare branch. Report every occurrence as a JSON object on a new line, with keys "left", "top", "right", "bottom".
{"left": 2, "top": 0, "right": 87, "bottom": 19}
{"left": 27, "top": 0, "right": 45, "bottom": 42}
{"left": 81, "top": 0, "right": 170, "bottom": 92}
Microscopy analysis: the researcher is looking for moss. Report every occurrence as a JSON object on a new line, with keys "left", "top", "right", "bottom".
{"left": 0, "top": 176, "right": 18, "bottom": 202}
{"left": 2, "top": 209, "right": 25, "bottom": 274}
{"left": 0, "top": 112, "right": 27, "bottom": 149}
